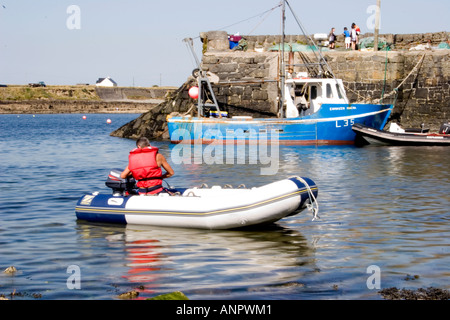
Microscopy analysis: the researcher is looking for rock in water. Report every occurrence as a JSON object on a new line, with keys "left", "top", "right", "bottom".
{"left": 3, "top": 266, "right": 17, "bottom": 274}
{"left": 148, "top": 291, "right": 189, "bottom": 300}
{"left": 110, "top": 79, "right": 196, "bottom": 140}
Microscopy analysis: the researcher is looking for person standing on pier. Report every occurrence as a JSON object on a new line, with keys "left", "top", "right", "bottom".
{"left": 343, "top": 27, "right": 351, "bottom": 49}
{"left": 351, "top": 23, "right": 358, "bottom": 50}
{"left": 329, "top": 27, "right": 336, "bottom": 49}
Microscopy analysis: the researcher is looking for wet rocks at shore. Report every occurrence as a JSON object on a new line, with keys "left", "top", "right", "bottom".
{"left": 117, "top": 290, "right": 139, "bottom": 300}
{"left": 3, "top": 266, "right": 17, "bottom": 274}
{"left": 148, "top": 291, "right": 189, "bottom": 300}
{"left": 379, "top": 287, "right": 450, "bottom": 300}
{"left": 117, "top": 290, "right": 189, "bottom": 300}
{"left": 110, "top": 79, "right": 198, "bottom": 140}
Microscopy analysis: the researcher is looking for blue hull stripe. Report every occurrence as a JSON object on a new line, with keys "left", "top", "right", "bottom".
{"left": 75, "top": 184, "right": 318, "bottom": 224}
{"left": 76, "top": 211, "right": 127, "bottom": 224}
{"left": 168, "top": 104, "right": 393, "bottom": 144}
{"left": 75, "top": 194, "right": 128, "bottom": 224}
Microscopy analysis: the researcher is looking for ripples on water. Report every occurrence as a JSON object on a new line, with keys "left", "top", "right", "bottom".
{"left": 0, "top": 114, "right": 448, "bottom": 300}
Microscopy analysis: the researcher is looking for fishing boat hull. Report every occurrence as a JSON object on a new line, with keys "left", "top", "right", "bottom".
{"left": 75, "top": 176, "right": 318, "bottom": 230}
{"left": 168, "top": 103, "right": 393, "bottom": 145}
{"left": 352, "top": 123, "right": 450, "bottom": 146}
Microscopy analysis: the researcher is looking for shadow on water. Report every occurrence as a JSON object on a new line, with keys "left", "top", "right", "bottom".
{"left": 75, "top": 220, "right": 317, "bottom": 299}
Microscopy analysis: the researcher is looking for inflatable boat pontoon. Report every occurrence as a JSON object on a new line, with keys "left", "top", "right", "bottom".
{"left": 75, "top": 169, "right": 319, "bottom": 230}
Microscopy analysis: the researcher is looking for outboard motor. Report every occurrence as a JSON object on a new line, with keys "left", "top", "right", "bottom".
{"left": 439, "top": 123, "right": 450, "bottom": 134}
{"left": 105, "top": 169, "right": 137, "bottom": 196}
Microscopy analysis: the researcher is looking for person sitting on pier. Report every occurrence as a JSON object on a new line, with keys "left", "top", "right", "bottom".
{"left": 121, "top": 137, "right": 174, "bottom": 195}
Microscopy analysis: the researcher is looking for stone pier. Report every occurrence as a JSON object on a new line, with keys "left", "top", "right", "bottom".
{"left": 111, "top": 30, "right": 449, "bottom": 139}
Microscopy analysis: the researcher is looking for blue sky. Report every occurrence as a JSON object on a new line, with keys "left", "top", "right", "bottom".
{"left": 0, "top": 0, "right": 448, "bottom": 87}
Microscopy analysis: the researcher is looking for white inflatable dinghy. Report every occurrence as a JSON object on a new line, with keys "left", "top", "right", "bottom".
{"left": 75, "top": 169, "right": 318, "bottom": 230}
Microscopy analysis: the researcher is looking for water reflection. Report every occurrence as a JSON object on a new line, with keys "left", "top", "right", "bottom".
{"left": 3, "top": 114, "right": 449, "bottom": 299}
{"left": 76, "top": 222, "right": 315, "bottom": 299}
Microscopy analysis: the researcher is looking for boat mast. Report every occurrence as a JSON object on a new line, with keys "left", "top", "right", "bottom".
{"left": 279, "top": 0, "right": 286, "bottom": 118}
{"left": 284, "top": 0, "right": 335, "bottom": 78}
{"left": 183, "top": 37, "right": 221, "bottom": 117}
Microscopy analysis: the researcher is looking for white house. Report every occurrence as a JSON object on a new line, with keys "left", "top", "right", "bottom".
{"left": 96, "top": 77, "right": 118, "bottom": 87}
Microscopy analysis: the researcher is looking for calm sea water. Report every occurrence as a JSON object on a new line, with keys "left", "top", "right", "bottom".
{"left": 0, "top": 114, "right": 448, "bottom": 300}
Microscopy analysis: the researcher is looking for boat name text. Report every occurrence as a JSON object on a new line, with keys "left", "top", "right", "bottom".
{"left": 336, "top": 119, "right": 355, "bottom": 128}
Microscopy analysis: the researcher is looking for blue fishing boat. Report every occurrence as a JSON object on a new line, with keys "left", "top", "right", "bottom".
{"left": 167, "top": 1, "right": 393, "bottom": 145}
{"left": 168, "top": 77, "right": 392, "bottom": 145}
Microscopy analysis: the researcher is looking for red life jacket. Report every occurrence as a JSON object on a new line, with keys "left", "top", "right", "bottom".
{"left": 128, "top": 147, "right": 163, "bottom": 193}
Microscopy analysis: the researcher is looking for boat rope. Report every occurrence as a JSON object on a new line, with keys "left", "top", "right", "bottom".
{"left": 380, "top": 48, "right": 389, "bottom": 103}
{"left": 285, "top": 0, "right": 335, "bottom": 79}
{"left": 216, "top": 4, "right": 282, "bottom": 35}
{"left": 189, "top": 4, "right": 282, "bottom": 41}
{"left": 247, "top": 5, "right": 278, "bottom": 36}
{"left": 182, "top": 103, "right": 196, "bottom": 116}
{"left": 362, "top": 53, "right": 426, "bottom": 104}
{"left": 388, "top": 53, "right": 425, "bottom": 99}
{"left": 344, "top": 83, "right": 367, "bottom": 102}
{"left": 291, "top": 176, "right": 320, "bottom": 221}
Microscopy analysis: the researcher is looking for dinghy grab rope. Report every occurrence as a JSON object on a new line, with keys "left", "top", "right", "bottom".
{"left": 291, "top": 176, "right": 320, "bottom": 221}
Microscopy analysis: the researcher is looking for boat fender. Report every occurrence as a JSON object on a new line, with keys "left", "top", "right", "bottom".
{"left": 439, "top": 123, "right": 450, "bottom": 134}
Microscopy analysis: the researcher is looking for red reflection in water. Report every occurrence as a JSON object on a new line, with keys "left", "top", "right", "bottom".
{"left": 123, "top": 239, "right": 164, "bottom": 299}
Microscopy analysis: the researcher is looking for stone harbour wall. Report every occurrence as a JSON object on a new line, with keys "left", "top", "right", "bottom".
{"left": 112, "top": 30, "right": 449, "bottom": 140}
{"left": 203, "top": 30, "right": 450, "bottom": 52}
{"left": 202, "top": 52, "right": 279, "bottom": 115}
{"left": 319, "top": 50, "right": 449, "bottom": 129}
{"left": 95, "top": 87, "right": 175, "bottom": 102}
{"left": 111, "top": 48, "right": 449, "bottom": 140}
{"left": 199, "top": 50, "right": 449, "bottom": 130}
{"left": 111, "top": 81, "right": 198, "bottom": 139}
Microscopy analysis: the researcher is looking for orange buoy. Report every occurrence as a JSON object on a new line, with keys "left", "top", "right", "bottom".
{"left": 106, "top": 119, "right": 112, "bottom": 124}
{"left": 82, "top": 115, "right": 87, "bottom": 120}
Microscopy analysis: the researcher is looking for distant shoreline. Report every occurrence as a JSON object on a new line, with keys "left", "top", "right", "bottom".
{"left": 0, "top": 100, "right": 161, "bottom": 114}
{"left": 0, "top": 85, "right": 176, "bottom": 114}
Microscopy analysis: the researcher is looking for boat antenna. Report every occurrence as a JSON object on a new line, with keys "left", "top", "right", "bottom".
{"left": 279, "top": 0, "right": 286, "bottom": 118}
{"left": 183, "top": 37, "right": 201, "bottom": 71}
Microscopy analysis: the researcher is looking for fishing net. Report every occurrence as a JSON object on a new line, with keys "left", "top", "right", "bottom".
{"left": 269, "top": 43, "right": 329, "bottom": 52}
{"left": 437, "top": 42, "right": 450, "bottom": 49}
{"left": 359, "top": 37, "right": 392, "bottom": 51}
